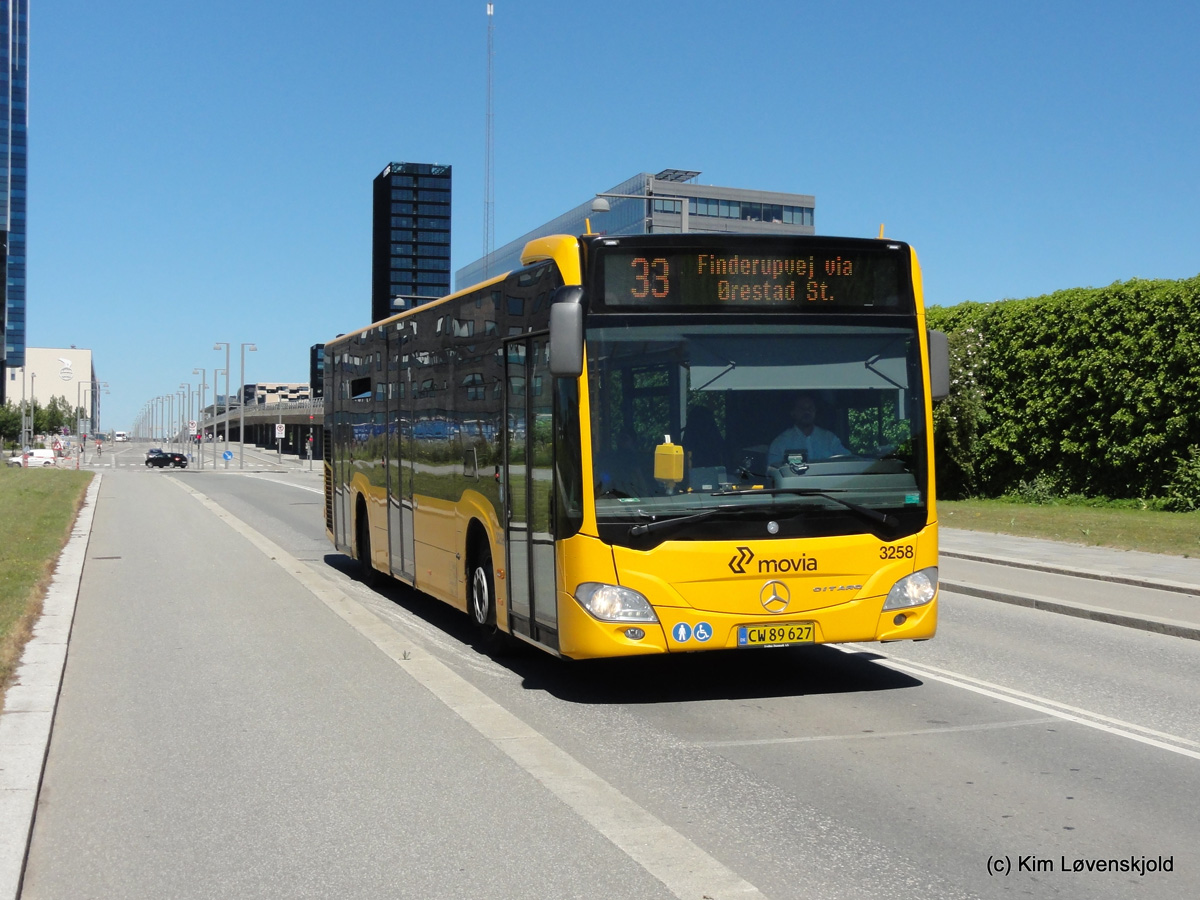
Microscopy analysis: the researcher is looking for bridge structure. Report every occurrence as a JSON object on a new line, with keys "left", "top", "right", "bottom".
{"left": 196, "top": 398, "right": 324, "bottom": 461}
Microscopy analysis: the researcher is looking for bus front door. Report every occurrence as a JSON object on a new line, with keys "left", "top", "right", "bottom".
{"left": 504, "top": 335, "right": 559, "bottom": 650}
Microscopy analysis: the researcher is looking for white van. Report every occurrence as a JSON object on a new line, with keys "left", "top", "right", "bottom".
{"left": 7, "top": 448, "right": 58, "bottom": 468}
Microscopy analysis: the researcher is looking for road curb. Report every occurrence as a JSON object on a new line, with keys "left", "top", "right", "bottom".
{"left": 941, "top": 549, "right": 1200, "bottom": 598}
{"left": 0, "top": 473, "right": 101, "bottom": 900}
{"left": 943, "top": 579, "right": 1200, "bottom": 642}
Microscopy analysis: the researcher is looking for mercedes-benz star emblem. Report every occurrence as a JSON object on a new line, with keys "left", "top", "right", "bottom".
{"left": 759, "top": 580, "right": 790, "bottom": 614}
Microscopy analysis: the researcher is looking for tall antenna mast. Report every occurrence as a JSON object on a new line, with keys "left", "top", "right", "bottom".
{"left": 483, "top": 3, "right": 495, "bottom": 278}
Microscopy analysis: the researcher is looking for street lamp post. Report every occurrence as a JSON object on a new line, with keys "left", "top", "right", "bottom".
{"left": 75, "top": 380, "right": 86, "bottom": 467}
{"left": 178, "top": 384, "right": 189, "bottom": 459}
{"left": 214, "top": 369, "right": 226, "bottom": 465}
{"left": 591, "top": 176, "right": 691, "bottom": 233}
{"left": 193, "top": 368, "right": 207, "bottom": 470}
{"left": 76, "top": 380, "right": 87, "bottom": 448}
{"left": 214, "top": 342, "right": 231, "bottom": 468}
{"left": 21, "top": 367, "right": 28, "bottom": 448}
{"left": 239, "top": 342, "right": 257, "bottom": 469}
{"left": 30, "top": 372, "right": 36, "bottom": 445}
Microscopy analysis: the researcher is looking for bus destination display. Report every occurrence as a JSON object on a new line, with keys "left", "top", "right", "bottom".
{"left": 601, "top": 247, "right": 909, "bottom": 310}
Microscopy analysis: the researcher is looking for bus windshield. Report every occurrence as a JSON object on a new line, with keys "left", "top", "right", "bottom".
{"left": 586, "top": 318, "right": 929, "bottom": 544}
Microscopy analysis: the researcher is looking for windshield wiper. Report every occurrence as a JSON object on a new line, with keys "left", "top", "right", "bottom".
{"left": 629, "top": 505, "right": 743, "bottom": 537}
{"left": 712, "top": 487, "right": 899, "bottom": 529}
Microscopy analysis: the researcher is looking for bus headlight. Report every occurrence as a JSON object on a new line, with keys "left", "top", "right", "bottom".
{"left": 573, "top": 583, "right": 659, "bottom": 623}
{"left": 882, "top": 567, "right": 938, "bottom": 611}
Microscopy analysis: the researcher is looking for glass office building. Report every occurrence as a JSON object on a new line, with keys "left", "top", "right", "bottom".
{"left": 455, "top": 170, "right": 816, "bottom": 290}
{"left": 0, "top": 0, "right": 28, "bottom": 405}
{"left": 309, "top": 343, "right": 324, "bottom": 399}
{"left": 371, "top": 162, "right": 451, "bottom": 322}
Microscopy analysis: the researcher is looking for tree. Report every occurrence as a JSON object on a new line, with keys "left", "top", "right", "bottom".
{"left": 0, "top": 401, "right": 20, "bottom": 444}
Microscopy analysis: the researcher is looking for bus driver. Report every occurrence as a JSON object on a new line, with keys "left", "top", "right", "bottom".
{"left": 768, "top": 392, "right": 849, "bottom": 467}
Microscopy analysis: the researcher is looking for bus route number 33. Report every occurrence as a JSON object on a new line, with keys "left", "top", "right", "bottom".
{"left": 631, "top": 257, "right": 670, "bottom": 299}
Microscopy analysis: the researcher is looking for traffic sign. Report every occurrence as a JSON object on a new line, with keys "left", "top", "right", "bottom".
{"left": 223, "top": 450, "right": 234, "bottom": 461}
{"left": 275, "top": 423, "right": 286, "bottom": 439}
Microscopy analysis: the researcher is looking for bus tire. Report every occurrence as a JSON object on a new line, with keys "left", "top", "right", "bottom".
{"left": 355, "top": 499, "right": 379, "bottom": 587}
{"left": 470, "top": 544, "right": 495, "bottom": 628}
{"left": 469, "top": 544, "right": 508, "bottom": 652}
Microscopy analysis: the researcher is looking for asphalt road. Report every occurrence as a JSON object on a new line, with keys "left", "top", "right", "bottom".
{"left": 17, "top": 468, "right": 1200, "bottom": 899}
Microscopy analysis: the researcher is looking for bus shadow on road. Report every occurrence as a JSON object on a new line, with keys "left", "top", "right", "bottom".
{"left": 511, "top": 646, "right": 924, "bottom": 705}
{"left": 324, "top": 554, "right": 923, "bottom": 704}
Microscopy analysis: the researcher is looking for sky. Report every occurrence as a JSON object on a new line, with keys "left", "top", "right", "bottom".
{"left": 26, "top": 0, "right": 1200, "bottom": 431}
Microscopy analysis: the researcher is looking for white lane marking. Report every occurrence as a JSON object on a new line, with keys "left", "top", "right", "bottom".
{"left": 698, "top": 717, "right": 1059, "bottom": 747}
{"left": 355, "top": 593, "right": 506, "bottom": 677}
{"left": 837, "top": 645, "right": 1200, "bottom": 761}
{"left": 172, "top": 478, "right": 765, "bottom": 900}
{"left": 235, "top": 472, "right": 323, "bottom": 494}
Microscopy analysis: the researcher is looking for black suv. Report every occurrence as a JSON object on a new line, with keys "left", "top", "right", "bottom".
{"left": 146, "top": 450, "right": 189, "bottom": 468}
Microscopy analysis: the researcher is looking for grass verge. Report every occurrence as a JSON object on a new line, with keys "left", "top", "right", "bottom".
{"left": 939, "top": 498, "right": 1200, "bottom": 557}
{"left": 0, "top": 467, "right": 93, "bottom": 708}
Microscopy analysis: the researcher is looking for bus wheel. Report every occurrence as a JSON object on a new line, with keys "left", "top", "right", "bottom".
{"left": 469, "top": 545, "right": 508, "bottom": 652}
{"left": 355, "top": 502, "right": 378, "bottom": 587}
{"left": 470, "top": 546, "right": 495, "bottom": 629}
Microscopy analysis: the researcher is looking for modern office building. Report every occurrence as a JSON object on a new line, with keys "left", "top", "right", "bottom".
{"left": 455, "top": 170, "right": 816, "bottom": 289}
{"left": 0, "top": 1, "right": 30, "bottom": 405}
{"left": 8, "top": 346, "right": 99, "bottom": 428}
{"left": 371, "top": 161, "right": 452, "bottom": 322}
{"left": 309, "top": 343, "right": 325, "bottom": 399}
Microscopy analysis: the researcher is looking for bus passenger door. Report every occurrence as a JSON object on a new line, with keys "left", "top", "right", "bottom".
{"left": 386, "top": 333, "right": 415, "bottom": 581}
{"left": 504, "top": 335, "right": 559, "bottom": 649}
{"left": 330, "top": 362, "right": 350, "bottom": 553}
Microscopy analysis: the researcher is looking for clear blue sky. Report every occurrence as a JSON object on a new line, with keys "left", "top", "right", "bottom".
{"left": 29, "top": 0, "right": 1200, "bottom": 431}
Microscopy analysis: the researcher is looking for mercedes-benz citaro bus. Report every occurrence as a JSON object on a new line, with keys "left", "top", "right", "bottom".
{"left": 324, "top": 233, "right": 950, "bottom": 659}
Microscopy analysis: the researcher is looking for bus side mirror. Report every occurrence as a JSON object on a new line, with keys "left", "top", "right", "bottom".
{"left": 549, "top": 286, "right": 585, "bottom": 378}
{"left": 927, "top": 329, "right": 950, "bottom": 400}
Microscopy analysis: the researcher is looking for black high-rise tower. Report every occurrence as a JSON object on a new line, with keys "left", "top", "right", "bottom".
{"left": 371, "top": 162, "right": 451, "bottom": 323}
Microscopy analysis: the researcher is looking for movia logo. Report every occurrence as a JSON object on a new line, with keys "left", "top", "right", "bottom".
{"left": 728, "top": 547, "right": 754, "bottom": 574}
{"left": 729, "top": 546, "right": 818, "bottom": 574}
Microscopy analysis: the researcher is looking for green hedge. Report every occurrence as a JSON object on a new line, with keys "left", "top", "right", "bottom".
{"left": 927, "top": 275, "right": 1200, "bottom": 506}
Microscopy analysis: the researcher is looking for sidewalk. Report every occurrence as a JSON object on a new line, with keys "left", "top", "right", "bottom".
{"left": 940, "top": 527, "right": 1200, "bottom": 640}
{"left": 0, "top": 476, "right": 100, "bottom": 900}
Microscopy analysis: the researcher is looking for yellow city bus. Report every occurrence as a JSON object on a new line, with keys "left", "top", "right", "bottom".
{"left": 324, "top": 233, "right": 949, "bottom": 659}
